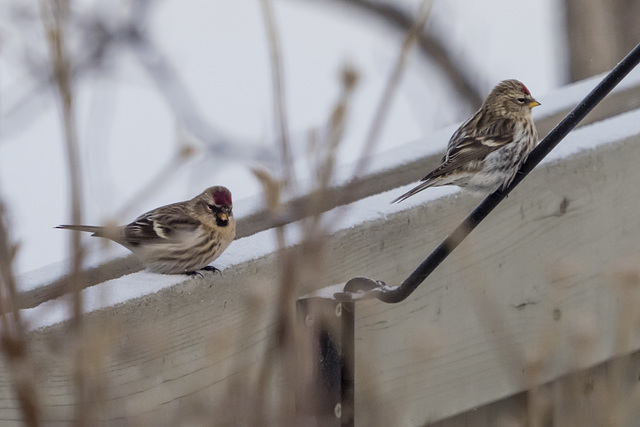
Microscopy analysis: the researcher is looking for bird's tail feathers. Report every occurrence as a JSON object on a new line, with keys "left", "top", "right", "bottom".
{"left": 391, "top": 179, "right": 436, "bottom": 204}
{"left": 56, "top": 225, "right": 106, "bottom": 237}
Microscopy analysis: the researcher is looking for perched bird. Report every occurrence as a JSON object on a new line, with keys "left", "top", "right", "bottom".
{"left": 392, "top": 79, "right": 540, "bottom": 203}
{"left": 57, "top": 186, "right": 235, "bottom": 275}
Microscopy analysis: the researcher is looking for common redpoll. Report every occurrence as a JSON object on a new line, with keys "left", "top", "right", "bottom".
{"left": 57, "top": 186, "right": 235, "bottom": 275}
{"left": 392, "top": 79, "right": 540, "bottom": 203}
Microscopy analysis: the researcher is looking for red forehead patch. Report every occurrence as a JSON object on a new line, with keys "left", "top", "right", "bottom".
{"left": 521, "top": 83, "right": 531, "bottom": 95}
{"left": 213, "top": 187, "right": 232, "bottom": 206}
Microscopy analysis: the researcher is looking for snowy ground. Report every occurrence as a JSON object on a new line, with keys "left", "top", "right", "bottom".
{"left": 0, "top": 0, "right": 564, "bottom": 275}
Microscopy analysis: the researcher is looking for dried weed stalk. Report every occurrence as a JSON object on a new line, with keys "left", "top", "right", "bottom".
{"left": 0, "top": 202, "right": 41, "bottom": 426}
{"left": 41, "top": 1, "right": 94, "bottom": 425}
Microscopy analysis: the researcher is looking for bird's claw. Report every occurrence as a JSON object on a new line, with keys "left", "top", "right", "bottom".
{"left": 185, "top": 270, "right": 204, "bottom": 278}
{"left": 184, "top": 266, "right": 221, "bottom": 278}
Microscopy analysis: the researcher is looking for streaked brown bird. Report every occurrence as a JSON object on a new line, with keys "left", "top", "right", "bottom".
{"left": 57, "top": 186, "right": 235, "bottom": 275}
{"left": 393, "top": 79, "right": 540, "bottom": 203}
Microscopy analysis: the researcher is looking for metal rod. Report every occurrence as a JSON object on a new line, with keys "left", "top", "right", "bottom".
{"left": 338, "top": 42, "right": 640, "bottom": 304}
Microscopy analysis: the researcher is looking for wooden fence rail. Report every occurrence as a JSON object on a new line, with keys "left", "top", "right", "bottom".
{"left": 16, "top": 69, "right": 640, "bottom": 311}
{"left": 4, "top": 74, "right": 640, "bottom": 425}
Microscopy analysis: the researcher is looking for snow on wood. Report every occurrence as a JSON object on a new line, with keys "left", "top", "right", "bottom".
{"left": 17, "top": 71, "right": 640, "bottom": 303}
{"left": 19, "top": 105, "right": 640, "bottom": 329}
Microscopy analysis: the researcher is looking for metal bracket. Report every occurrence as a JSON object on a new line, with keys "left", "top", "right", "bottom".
{"left": 296, "top": 297, "right": 354, "bottom": 426}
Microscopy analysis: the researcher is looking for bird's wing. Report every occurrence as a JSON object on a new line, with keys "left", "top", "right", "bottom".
{"left": 422, "top": 132, "right": 513, "bottom": 181}
{"left": 123, "top": 205, "right": 201, "bottom": 245}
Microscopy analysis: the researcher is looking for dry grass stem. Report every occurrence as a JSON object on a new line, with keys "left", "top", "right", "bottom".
{"left": 41, "top": 1, "right": 90, "bottom": 424}
{"left": 260, "top": 0, "right": 295, "bottom": 187}
{"left": 0, "top": 202, "right": 41, "bottom": 426}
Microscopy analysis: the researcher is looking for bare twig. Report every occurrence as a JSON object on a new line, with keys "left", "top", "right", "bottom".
{"left": 350, "top": 0, "right": 432, "bottom": 182}
{"left": 122, "top": 2, "right": 275, "bottom": 165}
{"left": 127, "top": 33, "right": 264, "bottom": 161}
{"left": 307, "top": 0, "right": 483, "bottom": 109}
{"left": 3, "top": 5, "right": 275, "bottom": 168}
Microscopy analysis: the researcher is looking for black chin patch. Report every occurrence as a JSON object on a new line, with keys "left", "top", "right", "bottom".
{"left": 216, "top": 218, "right": 229, "bottom": 227}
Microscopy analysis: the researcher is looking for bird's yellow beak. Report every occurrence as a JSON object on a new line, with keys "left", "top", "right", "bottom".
{"left": 529, "top": 100, "right": 541, "bottom": 108}
{"left": 217, "top": 213, "right": 228, "bottom": 221}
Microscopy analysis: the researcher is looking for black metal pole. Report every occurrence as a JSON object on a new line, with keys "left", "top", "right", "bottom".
{"left": 338, "top": 42, "right": 640, "bottom": 304}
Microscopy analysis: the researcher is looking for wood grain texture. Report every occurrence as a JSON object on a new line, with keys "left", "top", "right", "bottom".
{"left": 352, "top": 135, "right": 640, "bottom": 425}
{"left": 430, "top": 351, "right": 640, "bottom": 427}
{"left": 2, "top": 259, "right": 284, "bottom": 425}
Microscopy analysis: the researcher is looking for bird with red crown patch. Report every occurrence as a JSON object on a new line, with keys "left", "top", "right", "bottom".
{"left": 393, "top": 79, "right": 540, "bottom": 203}
{"left": 57, "top": 186, "right": 236, "bottom": 274}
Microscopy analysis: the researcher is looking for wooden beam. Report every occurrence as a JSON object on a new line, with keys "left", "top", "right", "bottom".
{"left": 351, "top": 133, "right": 640, "bottom": 424}
{"left": 17, "top": 75, "right": 640, "bottom": 310}
{"left": 2, "top": 110, "right": 639, "bottom": 424}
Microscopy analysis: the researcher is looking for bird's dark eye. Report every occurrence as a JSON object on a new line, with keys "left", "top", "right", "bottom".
{"left": 517, "top": 98, "right": 526, "bottom": 103}
{"left": 208, "top": 204, "right": 217, "bottom": 212}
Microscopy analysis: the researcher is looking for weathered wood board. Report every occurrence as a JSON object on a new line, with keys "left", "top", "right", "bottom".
{"left": 352, "top": 133, "right": 640, "bottom": 425}
{"left": 18, "top": 73, "right": 640, "bottom": 310}
{"left": 3, "top": 108, "right": 640, "bottom": 424}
